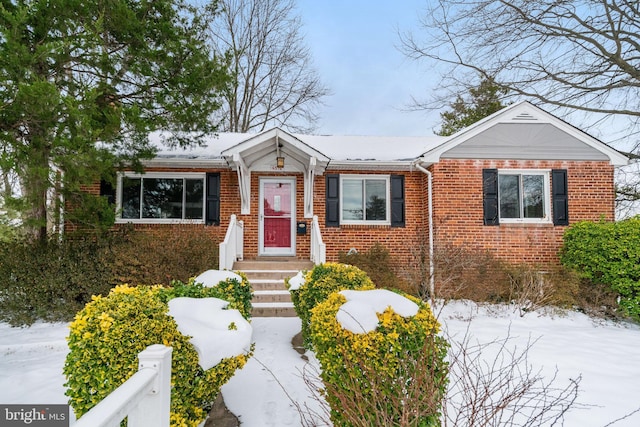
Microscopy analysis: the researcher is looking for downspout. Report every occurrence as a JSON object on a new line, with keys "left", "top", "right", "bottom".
{"left": 414, "top": 163, "right": 435, "bottom": 300}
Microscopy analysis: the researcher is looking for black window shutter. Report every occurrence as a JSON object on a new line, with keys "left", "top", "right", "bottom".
{"left": 552, "top": 169, "right": 569, "bottom": 226}
{"left": 99, "top": 179, "right": 116, "bottom": 205}
{"left": 326, "top": 174, "right": 340, "bottom": 227}
{"left": 483, "top": 169, "right": 499, "bottom": 226}
{"left": 205, "top": 173, "right": 220, "bottom": 226}
{"left": 390, "top": 175, "right": 405, "bottom": 227}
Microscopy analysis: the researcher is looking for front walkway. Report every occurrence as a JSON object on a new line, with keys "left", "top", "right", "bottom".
{"left": 220, "top": 317, "right": 328, "bottom": 427}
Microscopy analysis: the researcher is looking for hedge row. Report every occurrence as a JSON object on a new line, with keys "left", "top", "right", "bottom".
{"left": 561, "top": 218, "right": 640, "bottom": 320}
{"left": 0, "top": 226, "right": 219, "bottom": 326}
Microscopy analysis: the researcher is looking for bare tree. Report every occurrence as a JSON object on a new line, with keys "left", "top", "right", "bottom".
{"left": 400, "top": 0, "right": 640, "bottom": 214}
{"left": 207, "top": 0, "right": 329, "bottom": 133}
{"left": 616, "top": 160, "right": 640, "bottom": 218}
{"left": 401, "top": 1, "right": 640, "bottom": 123}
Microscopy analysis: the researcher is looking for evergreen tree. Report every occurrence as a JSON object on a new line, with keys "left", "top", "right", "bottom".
{"left": 436, "top": 78, "right": 508, "bottom": 136}
{"left": 0, "top": 0, "right": 230, "bottom": 239}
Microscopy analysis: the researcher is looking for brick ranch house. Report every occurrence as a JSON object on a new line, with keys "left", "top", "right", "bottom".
{"left": 86, "top": 101, "right": 628, "bottom": 281}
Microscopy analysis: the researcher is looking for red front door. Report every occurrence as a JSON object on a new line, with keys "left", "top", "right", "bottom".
{"left": 260, "top": 178, "right": 295, "bottom": 256}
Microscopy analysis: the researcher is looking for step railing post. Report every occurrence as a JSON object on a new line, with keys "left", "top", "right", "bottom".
{"left": 127, "top": 344, "right": 173, "bottom": 427}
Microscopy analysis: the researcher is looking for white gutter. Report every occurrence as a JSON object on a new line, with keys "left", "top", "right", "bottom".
{"left": 414, "top": 163, "right": 435, "bottom": 300}
{"left": 143, "top": 158, "right": 228, "bottom": 168}
{"left": 326, "top": 160, "right": 416, "bottom": 171}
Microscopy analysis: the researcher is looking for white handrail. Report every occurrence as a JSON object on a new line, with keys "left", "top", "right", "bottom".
{"left": 310, "top": 215, "right": 326, "bottom": 265}
{"left": 74, "top": 344, "right": 172, "bottom": 427}
{"left": 219, "top": 214, "right": 244, "bottom": 270}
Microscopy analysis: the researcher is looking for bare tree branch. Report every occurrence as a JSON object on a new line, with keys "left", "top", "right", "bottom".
{"left": 400, "top": 0, "right": 640, "bottom": 214}
{"left": 400, "top": 0, "right": 640, "bottom": 118}
{"left": 208, "top": 0, "right": 330, "bottom": 133}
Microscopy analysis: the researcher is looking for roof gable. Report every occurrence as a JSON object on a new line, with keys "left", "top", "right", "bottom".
{"left": 220, "top": 128, "right": 330, "bottom": 172}
{"left": 421, "top": 102, "right": 629, "bottom": 166}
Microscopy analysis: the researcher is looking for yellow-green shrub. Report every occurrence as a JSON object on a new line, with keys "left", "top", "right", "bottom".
{"left": 159, "top": 273, "right": 253, "bottom": 320}
{"left": 64, "top": 284, "right": 251, "bottom": 427}
{"left": 287, "top": 263, "right": 375, "bottom": 349}
{"left": 310, "top": 291, "right": 449, "bottom": 427}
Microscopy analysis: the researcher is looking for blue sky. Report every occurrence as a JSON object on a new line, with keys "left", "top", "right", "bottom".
{"left": 296, "top": 0, "right": 439, "bottom": 136}
{"left": 295, "top": 1, "right": 636, "bottom": 149}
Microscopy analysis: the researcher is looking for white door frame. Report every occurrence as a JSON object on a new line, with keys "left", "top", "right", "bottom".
{"left": 259, "top": 177, "right": 296, "bottom": 256}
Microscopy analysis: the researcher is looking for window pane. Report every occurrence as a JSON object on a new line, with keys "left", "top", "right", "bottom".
{"left": 523, "top": 175, "right": 544, "bottom": 218}
{"left": 142, "top": 178, "right": 183, "bottom": 219}
{"left": 185, "top": 179, "right": 204, "bottom": 219}
{"left": 342, "top": 180, "right": 363, "bottom": 220}
{"left": 121, "top": 178, "right": 141, "bottom": 219}
{"left": 499, "top": 175, "right": 520, "bottom": 218}
{"left": 365, "top": 179, "right": 387, "bottom": 220}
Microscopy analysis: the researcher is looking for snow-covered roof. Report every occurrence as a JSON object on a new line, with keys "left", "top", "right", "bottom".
{"left": 146, "top": 102, "right": 628, "bottom": 168}
{"left": 148, "top": 130, "right": 444, "bottom": 164}
{"left": 294, "top": 134, "right": 443, "bottom": 162}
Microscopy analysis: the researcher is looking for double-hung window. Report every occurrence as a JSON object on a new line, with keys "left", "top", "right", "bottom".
{"left": 340, "top": 175, "right": 390, "bottom": 225}
{"left": 498, "top": 170, "right": 550, "bottom": 223}
{"left": 118, "top": 173, "right": 205, "bottom": 222}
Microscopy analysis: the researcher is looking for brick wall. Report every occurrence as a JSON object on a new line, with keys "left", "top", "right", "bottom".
{"left": 72, "top": 159, "right": 615, "bottom": 267}
{"left": 67, "top": 168, "right": 236, "bottom": 244}
{"left": 314, "top": 170, "right": 426, "bottom": 267}
{"left": 430, "top": 159, "right": 615, "bottom": 264}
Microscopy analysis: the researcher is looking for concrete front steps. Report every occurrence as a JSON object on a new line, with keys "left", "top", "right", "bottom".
{"left": 233, "top": 258, "right": 313, "bottom": 317}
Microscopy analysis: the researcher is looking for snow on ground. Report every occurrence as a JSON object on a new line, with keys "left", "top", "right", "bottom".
{"left": 1, "top": 302, "right": 640, "bottom": 426}
{"left": 221, "top": 317, "right": 328, "bottom": 427}
{"left": 437, "top": 301, "right": 640, "bottom": 427}
{"left": 0, "top": 322, "right": 69, "bottom": 406}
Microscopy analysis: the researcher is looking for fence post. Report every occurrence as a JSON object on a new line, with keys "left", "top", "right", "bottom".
{"left": 127, "top": 344, "right": 173, "bottom": 427}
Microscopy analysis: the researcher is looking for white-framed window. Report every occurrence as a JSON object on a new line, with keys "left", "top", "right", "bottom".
{"left": 340, "top": 175, "right": 390, "bottom": 225}
{"left": 498, "top": 170, "right": 551, "bottom": 223}
{"left": 117, "top": 172, "right": 206, "bottom": 223}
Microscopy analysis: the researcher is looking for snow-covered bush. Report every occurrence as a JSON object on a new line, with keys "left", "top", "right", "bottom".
{"left": 287, "top": 262, "right": 375, "bottom": 349}
{"left": 309, "top": 289, "right": 448, "bottom": 427}
{"left": 64, "top": 284, "right": 252, "bottom": 427}
{"left": 159, "top": 271, "right": 253, "bottom": 319}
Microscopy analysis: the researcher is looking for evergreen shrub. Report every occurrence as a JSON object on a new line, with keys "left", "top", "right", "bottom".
{"left": 287, "top": 262, "right": 375, "bottom": 349}
{"left": 0, "top": 227, "right": 221, "bottom": 326}
{"left": 560, "top": 218, "right": 640, "bottom": 319}
{"left": 0, "top": 237, "right": 116, "bottom": 326}
{"left": 64, "top": 284, "right": 252, "bottom": 427}
{"left": 310, "top": 290, "right": 449, "bottom": 426}
{"left": 112, "top": 225, "right": 219, "bottom": 286}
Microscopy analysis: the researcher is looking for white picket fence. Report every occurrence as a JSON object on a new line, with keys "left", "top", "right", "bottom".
{"left": 74, "top": 345, "right": 172, "bottom": 427}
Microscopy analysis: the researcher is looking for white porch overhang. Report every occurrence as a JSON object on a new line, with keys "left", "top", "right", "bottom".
{"left": 221, "top": 128, "right": 330, "bottom": 217}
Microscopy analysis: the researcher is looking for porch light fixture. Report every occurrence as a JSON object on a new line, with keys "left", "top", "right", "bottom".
{"left": 276, "top": 156, "right": 285, "bottom": 168}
